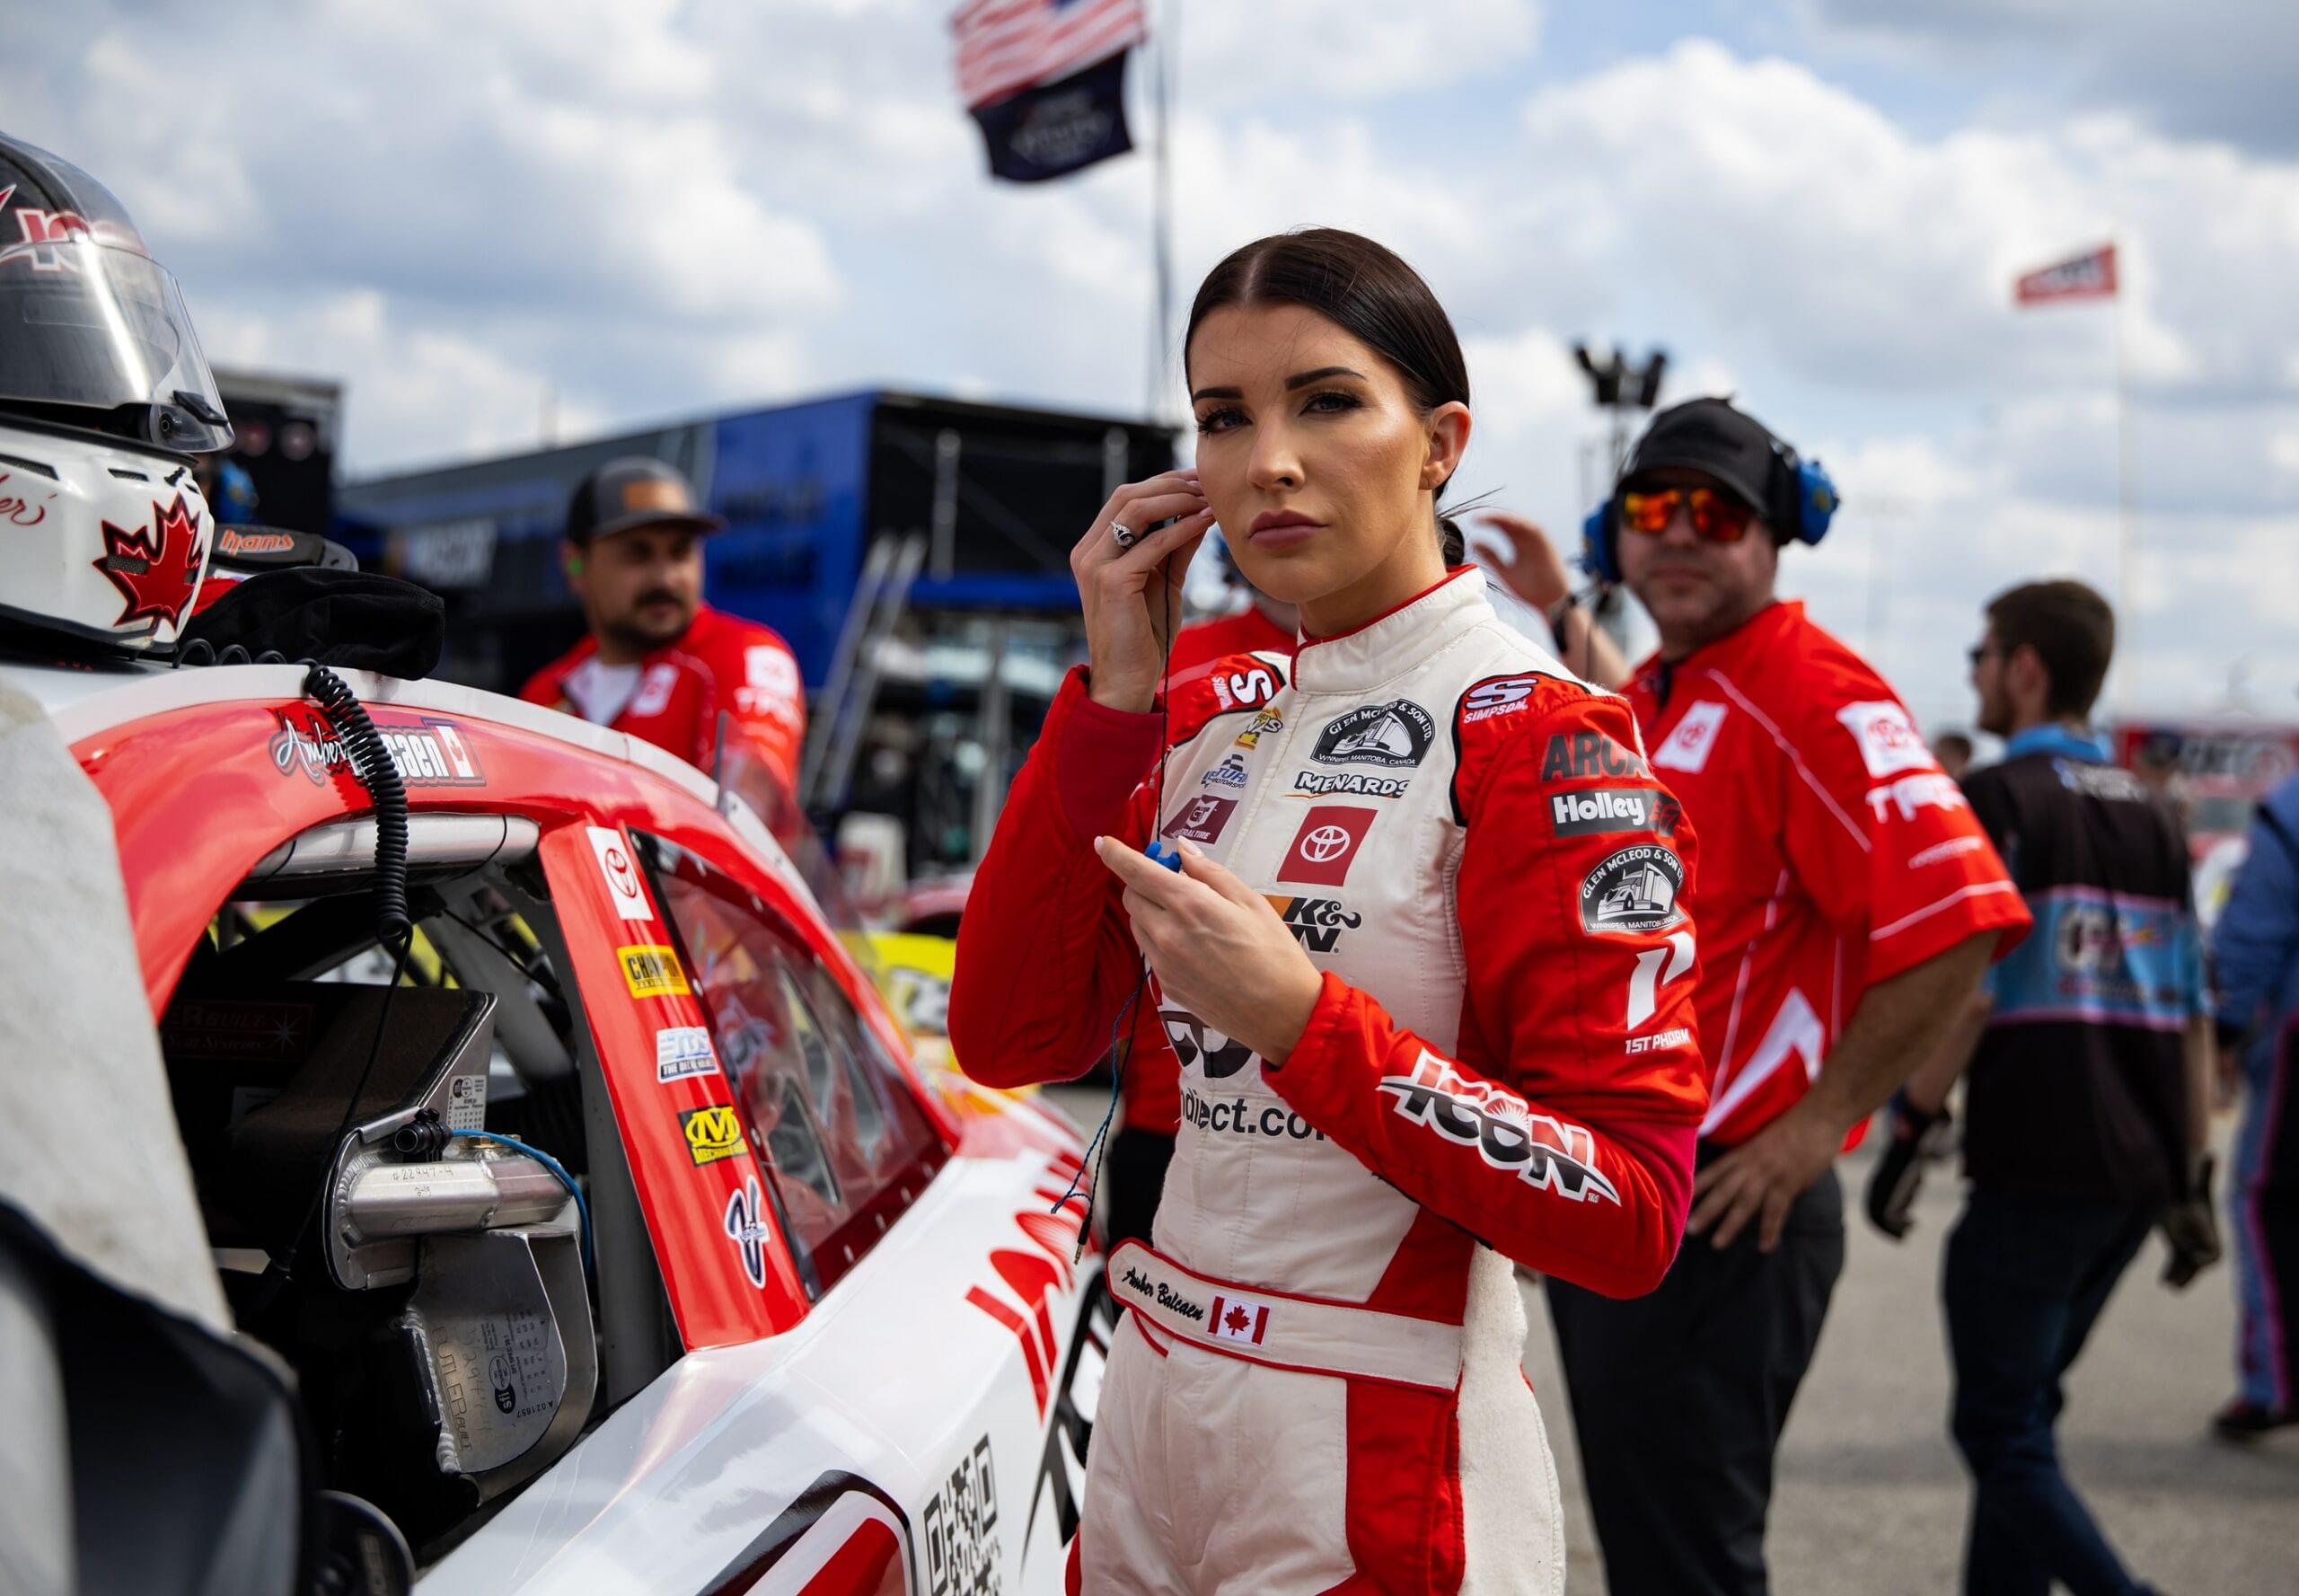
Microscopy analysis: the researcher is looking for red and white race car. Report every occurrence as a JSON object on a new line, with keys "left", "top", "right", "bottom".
{"left": 13, "top": 650, "right": 1105, "bottom": 1594}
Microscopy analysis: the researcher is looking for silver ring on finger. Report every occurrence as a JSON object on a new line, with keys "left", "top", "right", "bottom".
{"left": 1109, "top": 521, "right": 1138, "bottom": 549}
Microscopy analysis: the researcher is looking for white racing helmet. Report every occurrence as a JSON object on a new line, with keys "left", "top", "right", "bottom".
{"left": 0, "top": 134, "right": 230, "bottom": 655}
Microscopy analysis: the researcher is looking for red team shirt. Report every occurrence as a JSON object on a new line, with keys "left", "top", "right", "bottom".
{"left": 520, "top": 604, "right": 807, "bottom": 793}
{"left": 1625, "top": 601, "right": 2030, "bottom": 1146}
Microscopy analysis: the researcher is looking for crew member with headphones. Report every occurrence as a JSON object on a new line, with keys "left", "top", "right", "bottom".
{"left": 521, "top": 457, "right": 806, "bottom": 792}
{"left": 1546, "top": 398, "right": 2030, "bottom": 1596}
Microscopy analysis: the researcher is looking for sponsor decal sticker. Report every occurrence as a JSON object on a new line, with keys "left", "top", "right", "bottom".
{"left": 216, "top": 526, "right": 295, "bottom": 558}
{"left": 1378, "top": 1051, "right": 1620, "bottom": 1204}
{"left": 587, "top": 825, "right": 654, "bottom": 920}
{"left": 1276, "top": 804, "right": 1377, "bottom": 886}
{"left": 1179, "top": 1086, "right": 1326, "bottom": 1140}
{"left": 1207, "top": 1292, "right": 1273, "bottom": 1345}
{"left": 923, "top": 1436, "right": 1000, "bottom": 1596}
{"left": 680, "top": 1104, "right": 745, "bottom": 1166}
{"left": 1313, "top": 699, "right": 1435, "bottom": 767}
{"left": 1837, "top": 699, "right": 1936, "bottom": 778}
{"left": 1463, "top": 675, "right": 1549, "bottom": 724}
{"left": 1211, "top": 665, "right": 1279, "bottom": 710}
{"left": 736, "top": 645, "right": 800, "bottom": 719}
{"left": 1233, "top": 710, "right": 1283, "bottom": 749}
{"left": 1865, "top": 772, "right": 1967, "bottom": 823}
{"left": 1580, "top": 844, "right": 1687, "bottom": 935}
{"left": 1201, "top": 752, "right": 1250, "bottom": 789}
{"left": 630, "top": 661, "right": 678, "bottom": 719}
{"left": 271, "top": 707, "right": 485, "bottom": 787}
{"left": 724, "top": 1177, "right": 770, "bottom": 1288}
{"left": 1651, "top": 701, "right": 1728, "bottom": 773}
{"left": 92, "top": 496, "right": 206, "bottom": 630}
{"left": 655, "top": 1026, "right": 718, "bottom": 1083}
{"left": 1265, "top": 894, "right": 1362, "bottom": 953}
{"left": 1541, "top": 729, "right": 1651, "bottom": 781}
{"left": 1162, "top": 793, "right": 1238, "bottom": 844}
{"left": 1550, "top": 787, "right": 1672, "bottom": 837}
{"left": 618, "top": 944, "right": 691, "bottom": 998}
{"left": 1291, "top": 770, "right": 1408, "bottom": 799}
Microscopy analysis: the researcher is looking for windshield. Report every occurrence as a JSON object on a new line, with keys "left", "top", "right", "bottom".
{"left": 0, "top": 235, "right": 231, "bottom": 453}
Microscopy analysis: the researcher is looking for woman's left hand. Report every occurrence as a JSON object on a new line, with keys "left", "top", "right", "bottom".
{"left": 1093, "top": 836, "right": 1326, "bottom": 1063}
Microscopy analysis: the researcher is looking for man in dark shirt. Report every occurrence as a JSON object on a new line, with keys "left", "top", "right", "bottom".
{"left": 1867, "top": 579, "right": 2208, "bottom": 1596}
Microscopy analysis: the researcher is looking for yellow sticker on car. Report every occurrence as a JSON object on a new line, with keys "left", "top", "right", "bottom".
{"left": 680, "top": 1104, "right": 744, "bottom": 1166}
{"left": 619, "top": 944, "right": 690, "bottom": 998}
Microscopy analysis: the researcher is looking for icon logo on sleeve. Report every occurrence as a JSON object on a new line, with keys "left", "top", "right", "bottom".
{"left": 1276, "top": 805, "right": 1378, "bottom": 886}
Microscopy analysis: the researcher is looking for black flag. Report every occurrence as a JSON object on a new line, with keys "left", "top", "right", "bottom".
{"left": 971, "top": 50, "right": 1133, "bottom": 183}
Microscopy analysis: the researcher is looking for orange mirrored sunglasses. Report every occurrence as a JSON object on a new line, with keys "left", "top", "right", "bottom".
{"left": 1617, "top": 485, "right": 1757, "bottom": 543}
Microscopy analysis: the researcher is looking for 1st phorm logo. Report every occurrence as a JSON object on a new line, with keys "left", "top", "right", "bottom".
{"left": 1378, "top": 1053, "right": 1620, "bottom": 1204}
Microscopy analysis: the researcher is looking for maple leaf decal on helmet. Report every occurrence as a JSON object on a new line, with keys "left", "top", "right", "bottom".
{"left": 92, "top": 495, "right": 206, "bottom": 629}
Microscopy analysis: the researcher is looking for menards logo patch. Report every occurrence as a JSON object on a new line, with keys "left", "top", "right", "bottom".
{"left": 270, "top": 703, "right": 484, "bottom": 788}
{"left": 619, "top": 944, "right": 690, "bottom": 998}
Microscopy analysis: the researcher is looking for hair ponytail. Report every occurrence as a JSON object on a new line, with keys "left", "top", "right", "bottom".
{"left": 1437, "top": 515, "right": 1466, "bottom": 566}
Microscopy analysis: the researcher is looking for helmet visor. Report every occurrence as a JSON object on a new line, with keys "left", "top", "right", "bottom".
{"left": 0, "top": 236, "right": 231, "bottom": 454}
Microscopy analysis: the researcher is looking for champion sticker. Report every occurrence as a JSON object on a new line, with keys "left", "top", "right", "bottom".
{"left": 1579, "top": 844, "right": 1687, "bottom": 935}
{"left": 618, "top": 944, "right": 690, "bottom": 998}
{"left": 588, "top": 825, "right": 653, "bottom": 921}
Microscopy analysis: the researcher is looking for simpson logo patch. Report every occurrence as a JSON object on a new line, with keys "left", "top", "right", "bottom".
{"left": 1837, "top": 699, "right": 1936, "bottom": 778}
{"left": 1378, "top": 1052, "right": 1620, "bottom": 1204}
{"left": 680, "top": 1104, "right": 745, "bottom": 1166}
{"left": 1651, "top": 701, "right": 1728, "bottom": 773}
{"left": 618, "top": 944, "right": 690, "bottom": 997}
{"left": 1211, "top": 665, "right": 1280, "bottom": 710}
{"left": 1312, "top": 699, "right": 1435, "bottom": 768}
{"left": 1580, "top": 844, "right": 1687, "bottom": 935}
{"left": 1463, "top": 675, "right": 1548, "bottom": 724}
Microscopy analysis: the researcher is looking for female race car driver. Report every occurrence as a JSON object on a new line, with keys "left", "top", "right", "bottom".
{"left": 949, "top": 229, "right": 1708, "bottom": 1595}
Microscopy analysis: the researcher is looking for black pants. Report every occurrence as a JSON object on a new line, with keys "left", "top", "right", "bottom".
{"left": 1546, "top": 1161, "right": 1845, "bottom": 1596}
{"left": 1102, "top": 1124, "right": 1174, "bottom": 1252}
{"left": 1943, "top": 1185, "right": 2155, "bottom": 1596}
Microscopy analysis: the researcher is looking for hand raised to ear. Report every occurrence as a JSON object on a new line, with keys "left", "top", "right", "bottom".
{"left": 1095, "top": 837, "right": 1325, "bottom": 1062}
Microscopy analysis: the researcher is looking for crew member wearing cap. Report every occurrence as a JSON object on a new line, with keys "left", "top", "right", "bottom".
{"left": 520, "top": 456, "right": 806, "bottom": 791}
{"left": 1545, "top": 399, "right": 2030, "bottom": 1596}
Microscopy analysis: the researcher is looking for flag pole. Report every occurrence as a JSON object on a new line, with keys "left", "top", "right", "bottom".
{"left": 1147, "top": 0, "right": 1176, "bottom": 423}
{"left": 2112, "top": 234, "right": 2137, "bottom": 716}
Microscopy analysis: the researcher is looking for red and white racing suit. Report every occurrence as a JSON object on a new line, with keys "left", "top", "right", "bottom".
{"left": 519, "top": 604, "right": 806, "bottom": 792}
{"left": 952, "top": 570, "right": 1707, "bottom": 1594}
{"left": 1624, "top": 600, "right": 2030, "bottom": 1147}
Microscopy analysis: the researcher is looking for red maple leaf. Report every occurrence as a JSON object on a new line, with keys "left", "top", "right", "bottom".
{"left": 92, "top": 495, "right": 206, "bottom": 629}
{"left": 1223, "top": 1304, "right": 1251, "bottom": 1335}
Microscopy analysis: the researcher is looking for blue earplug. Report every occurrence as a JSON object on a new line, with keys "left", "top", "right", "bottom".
{"left": 1144, "top": 839, "right": 1184, "bottom": 872}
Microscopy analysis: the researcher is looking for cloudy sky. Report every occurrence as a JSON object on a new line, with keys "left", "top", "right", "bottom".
{"left": 5, "top": 0, "right": 2295, "bottom": 727}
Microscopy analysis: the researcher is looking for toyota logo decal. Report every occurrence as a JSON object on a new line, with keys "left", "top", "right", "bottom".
{"left": 1301, "top": 825, "right": 1351, "bottom": 862}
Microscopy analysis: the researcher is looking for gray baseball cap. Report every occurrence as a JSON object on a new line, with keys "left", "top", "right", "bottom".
{"left": 565, "top": 456, "right": 725, "bottom": 545}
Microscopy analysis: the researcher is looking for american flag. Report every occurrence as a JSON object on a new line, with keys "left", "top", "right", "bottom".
{"left": 2014, "top": 243, "right": 2118, "bottom": 305}
{"left": 951, "top": 0, "right": 1147, "bottom": 110}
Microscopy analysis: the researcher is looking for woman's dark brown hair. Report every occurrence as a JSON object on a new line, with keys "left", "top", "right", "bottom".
{"left": 1185, "top": 228, "right": 1472, "bottom": 564}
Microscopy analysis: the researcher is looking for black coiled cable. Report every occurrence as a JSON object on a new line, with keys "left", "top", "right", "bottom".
{"left": 301, "top": 664, "right": 410, "bottom": 941}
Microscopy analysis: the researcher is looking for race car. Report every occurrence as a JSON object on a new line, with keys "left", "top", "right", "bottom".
{"left": 11, "top": 645, "right": 1106, "bottom": 1594}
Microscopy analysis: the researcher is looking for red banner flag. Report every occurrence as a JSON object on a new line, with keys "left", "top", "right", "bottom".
{"left": 2014, "top": 243, "right": 2118, "bottom": 305}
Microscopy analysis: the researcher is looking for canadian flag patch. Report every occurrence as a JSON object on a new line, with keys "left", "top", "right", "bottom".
{"left": 1206, "top": 1292, "right": 1273, "bottom": 1345}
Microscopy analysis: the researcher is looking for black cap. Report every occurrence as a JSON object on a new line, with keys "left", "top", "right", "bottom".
{"left": 1621, "top": 398, "right": 1783, "bottom": 522}
{"left": 565, "top": 456, "right": 725, "bottom": 546}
